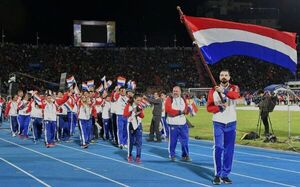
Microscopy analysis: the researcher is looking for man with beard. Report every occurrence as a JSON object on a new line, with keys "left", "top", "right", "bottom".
{"left": 207, "top": 70, "right": 240, "bottom": 185}
{"left": 165, "top": 86, "right": 191, "bottom": 162}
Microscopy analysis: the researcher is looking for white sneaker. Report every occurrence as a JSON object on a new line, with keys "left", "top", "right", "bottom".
{"left": 12, "top": 132, "right": 17, "bottom": 137}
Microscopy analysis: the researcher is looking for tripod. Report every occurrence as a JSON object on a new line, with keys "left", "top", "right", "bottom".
{"left": 256, "top": 110, "right": 275, "bottom": 137}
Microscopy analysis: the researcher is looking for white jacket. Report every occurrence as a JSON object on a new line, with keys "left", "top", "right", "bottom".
{"left": 43, "top": 102, "right": 57, "bottom": 121}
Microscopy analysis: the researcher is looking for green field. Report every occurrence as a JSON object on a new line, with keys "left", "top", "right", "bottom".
{"left": 143, "top": 107, "right": 300, "bottom": 152}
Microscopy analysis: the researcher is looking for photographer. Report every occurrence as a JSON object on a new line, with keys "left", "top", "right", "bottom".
{"left": 256, "top": 90, "right": 277, "bottom": 136}
{"left": 145, "top": 92, "right": 163, "bottom": 142}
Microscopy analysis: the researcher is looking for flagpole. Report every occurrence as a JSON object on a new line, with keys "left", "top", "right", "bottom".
{"left": 177, "top": 6, "right": 224, "bottom": 102}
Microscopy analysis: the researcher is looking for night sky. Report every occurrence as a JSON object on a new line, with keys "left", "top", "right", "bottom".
{"left": 0, "top": 0, "right": 299, "bottom": 46}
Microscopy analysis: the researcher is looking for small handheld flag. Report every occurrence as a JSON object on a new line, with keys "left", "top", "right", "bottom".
{"left": 101, "top": 76, "right": 106, "bottom": 82}
{"left": 127, "top": 80, "right": 132, "bottom": 89}
{"left": 87, "top": 80, "right": 94, "bottom": 87}
{"left": 33, "top": 94, "right": 42, "bottom": 106}
{"left": 96, "top": 84, "right": 104, "bottom": 93}
{"left": 188, "top": 102, "right": 198, "bottom": 117}
{"left": 140, "top": 98, "right": 151, "bottom": 109}
{"left": 106, "top": 80, "right": 112, "bottom": 89}
{"left": 66, "top": 76, "right": 76, "bottom": 84}
{"left": 117, "top": 76, "right": 126, "bottom": 86}
{"left": 82, "top": 83, "right": 89, "bottom": 91}
{"left": 127, "top": 80, "right": 136, "bottom": 90}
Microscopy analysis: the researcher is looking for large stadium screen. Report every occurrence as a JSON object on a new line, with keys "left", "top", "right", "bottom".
{"left": 73, "top": 20, "right": 116, "bottom": 47}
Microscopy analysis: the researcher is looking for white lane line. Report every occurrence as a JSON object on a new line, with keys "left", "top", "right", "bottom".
{"left": 170, "top": 141, "right": 300, "bottom": 163}
{"left": 175, "top": 145, "right": 300, "bottom": 175}
{"left": 144, "top": 131, "right": 300, "bottom": 156}
{"left": 58, "top": 144, "right": 211, "bottom": 187}
{"left": 101, "top": 142, "right": 300, "bottom": 175}
{"left": 0, "top": 138, "right": 129, "bottom": 187}
{"left": 142, "top": 143, "right": 296, "bottom": 187}
{"left": 188, "top": 136, "right": 300, "bottom": 156}
{"left": 0, "top": 157, "right": 51, "bottom": 187}
{"left": 63, "top": 133, "right": 300, "bottom": 175}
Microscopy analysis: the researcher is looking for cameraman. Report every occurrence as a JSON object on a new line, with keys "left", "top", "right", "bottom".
{"left": 256, "top": 90, "right": 277, "bottom": 136}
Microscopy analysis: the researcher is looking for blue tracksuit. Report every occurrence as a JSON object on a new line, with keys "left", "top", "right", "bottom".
{"left": 127, "top": 123, "right": 143, "bottom": 158}
{"left": 17, "top": 115, "right": 31, "bottom": 136}
{"left": 10, "top": 116, "right": 18, "bottom": 134}
{"left": 79, "top": 119, "right": 91, "bottom": 146}
{"left": 89, "top": 118, "right": 94, "bottom": 141}
{"left": 32, "top": 117, "right": 43, "bottom": 141}
{"left": 57, "top": 115, "right": 70, "bottom": 141}
{"left": 103, "top": 118, "right": 112, "bottom": 140}
{"left": 44, "top": 120, "right": 56, "bottom": 144}
{"left": 68, "top": 112, "right": 77, "bottom": 135}
{"left": 0, "top": 106, "right": 2, "bottom": 124}
{"left": 213, "top": 121, "right": 236, "bottom": 178}
{"left": 116, "top": 115, "right": 128, "bottom": 146}
{"left": 168, "top": 123, "right": 189, "bottom": 158}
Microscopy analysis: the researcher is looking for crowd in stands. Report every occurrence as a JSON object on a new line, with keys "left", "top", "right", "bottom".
{"left": 0, "top": 43, "right": 299, "bottom": 96}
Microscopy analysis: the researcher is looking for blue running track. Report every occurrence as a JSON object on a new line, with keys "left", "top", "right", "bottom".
{"left": 0, "top": 122, "right": 299, "bottom": 187}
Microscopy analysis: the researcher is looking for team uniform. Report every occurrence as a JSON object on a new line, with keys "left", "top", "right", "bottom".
{"left": 39, "top": 93, "right": 69, "bottom": 147}
{"left": 77, "top": 100, "right": 97, "bottom": 148}
{"left": 65, "top": 95, "right": 78, "bottom": 136}
{"left": 30, "top": 99, "right": 43, "bottom": 142}
{"left": 165, "top": 96, "right": 190, "bottom": 161}
{"left": 4, "top": 100, "right": 18, "bottom": 136}
{"left": 110, "top": 95, "right": 118, "bottom": 145}
{"left": 17, "top": 99, "right": 33, "bottom": 138}
{"left": 0, "top": 97, "right": 4, "bottom": 125}
{"left": 57, "top": 104, "right": 69, "bottom": 141}
{"left": 113, "top": 92, "right": 128, "bottom": 148}
{"left": 123, "top": 102, "right": 144, "bottom": 163}
{"left": 94, "top": 96, "right": 104, "bottom": 140}
{"left": 207, "top": 84, "right": 240, "bottom": 179}
{"left": 102, "top": 99, "right": 113, "bottom": 140}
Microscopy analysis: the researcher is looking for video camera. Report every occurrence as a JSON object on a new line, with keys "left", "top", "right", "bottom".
{"left": 252, "top": 95, "right": 263, "bottom": 105}
{"left": 263, "top": 134, "right": 277, "bottom": 143}
{"left": 253, "top": 90, "right": 277, "bottom": 113}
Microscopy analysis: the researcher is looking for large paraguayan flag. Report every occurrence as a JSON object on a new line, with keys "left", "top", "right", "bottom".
{"left": 183, "top": 16, "right": 297, "bottom": 74}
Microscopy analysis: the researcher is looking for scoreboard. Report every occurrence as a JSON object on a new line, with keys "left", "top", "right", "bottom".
{"left": 73, "top": 20, "right": 116, "bottom": 47}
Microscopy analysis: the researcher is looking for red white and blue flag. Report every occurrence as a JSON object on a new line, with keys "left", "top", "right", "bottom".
{"left": 66, "top": 76, "right": 76, "bottom": 84}
{"left": 127, "top": 80, "right": 132, "bottom": 89}
{"left": 183, "top": 16, "right": 297, "bottom": 73}
{"left": 188, "top": 102, "right": 198, "bottom": 117}
{"left": 106, "top": 80, "right": 112, "bottom": 89}
{"left": 140, "top": 99, "right": 151, "bottom": 108}
{"left": 127, "top": 80, "right": 137, "bottom": 90}
{"left": 87, "top": 80, "right": 94, "bottom": 87}
{"left": 66, "top": 76, "right": 76, "bottom": 88}
{"left": 96, "top": 84, "right": 104, "bottom": 93}
{"left": 117, "top": 76, "right": 126, "bottom": 86}
{"left": 33, "top": 94, "right": 42, "bottom": 106}
{"left": 82, "top": 82, "right": 89, "bottom": 91}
